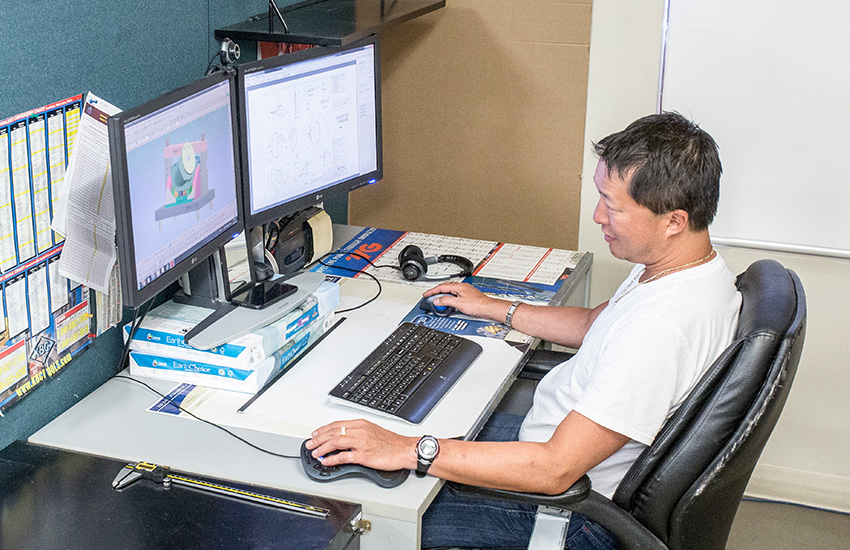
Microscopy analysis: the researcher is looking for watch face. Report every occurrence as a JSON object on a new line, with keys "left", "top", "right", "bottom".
{"left": 419, "top": 437, "right": 438, "bottom": 459}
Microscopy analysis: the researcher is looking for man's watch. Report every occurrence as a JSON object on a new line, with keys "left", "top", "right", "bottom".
{"left": 415, "top": 435, "right": 440, "bottom": 478}
{"left": 504, "top": 300, "right": 522, "bottom": 329}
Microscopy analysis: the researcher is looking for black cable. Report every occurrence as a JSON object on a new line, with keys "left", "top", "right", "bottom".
{"left": 113, "top": 374, "right": 299, "bottom": 460}
{"left": 315, "top": 250, "right": 396, "bottom": 313}
{"left": 110, "top": 248, "right": 394, "bottom": 457}
{"left": 117, "top": 297, "right": 156, "bottom": 375}
{"left": 265, "top": 220, "right": 280, "bottom": 254}
{"left": 203, "top": 51, "right": 223, "bottom": 77}
{"left": 115, "top": 299, "right": 297, "bottom": 460}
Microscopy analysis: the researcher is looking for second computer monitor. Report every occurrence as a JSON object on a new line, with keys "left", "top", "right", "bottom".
{"left": 238, "top": 35, "right": 382, "bottom": 228}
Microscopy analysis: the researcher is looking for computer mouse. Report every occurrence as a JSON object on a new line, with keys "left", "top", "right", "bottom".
{"left": 300, "top": 440, "right": 409, "bottom": 488}
{"left": 419, "top": 294, "right": 456, "bottom": 317}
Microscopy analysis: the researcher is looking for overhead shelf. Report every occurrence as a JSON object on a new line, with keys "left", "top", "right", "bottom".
{"left": 214, "top": 0, "right": 446, "bottom": 46}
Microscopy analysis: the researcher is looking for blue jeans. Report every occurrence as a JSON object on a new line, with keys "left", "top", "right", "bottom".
{"left": 421, "top": 413, "right": 620, "bottom": 550}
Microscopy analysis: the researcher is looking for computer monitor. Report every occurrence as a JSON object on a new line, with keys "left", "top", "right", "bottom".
{"left": 108, "top": 71, "right": 242, "bottom": 310}
{"left": 239, "top": 35, "right": 381, "bottom": 228}
{"left": 238, "top": 34, "right": 382, "bottom": 242}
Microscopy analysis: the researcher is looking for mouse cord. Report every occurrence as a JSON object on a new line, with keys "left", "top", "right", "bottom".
{"left": 112, "top": 375, "right": 300, "bottom": 460}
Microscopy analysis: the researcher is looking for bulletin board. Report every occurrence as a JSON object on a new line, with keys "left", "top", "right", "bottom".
{"left": 0, "top": 96, "right": 95, "bottom": 412}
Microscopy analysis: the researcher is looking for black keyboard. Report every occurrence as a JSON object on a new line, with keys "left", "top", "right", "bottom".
{"left": 328, "top": 322, "right": 483, "bottom": 424}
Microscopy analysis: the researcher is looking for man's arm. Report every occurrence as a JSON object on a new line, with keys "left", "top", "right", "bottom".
{"left": 423, "top": 282, "right": 608, "bottom": 349}
{"left": 306, "top": 412, "right": 629, "bottom": 495}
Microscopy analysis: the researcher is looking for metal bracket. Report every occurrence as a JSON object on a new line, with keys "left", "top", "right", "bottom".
{"left": 528, "top": 505, "right": 571, "bottom": 550}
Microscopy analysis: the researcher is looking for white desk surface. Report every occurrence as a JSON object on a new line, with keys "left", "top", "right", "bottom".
{"left": 31, "top": 226, "right": 592, "bottom": 550}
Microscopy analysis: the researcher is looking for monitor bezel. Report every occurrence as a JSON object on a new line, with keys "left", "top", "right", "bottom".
{"left": 236, "top": 34, "right": 382, "bottom": 230}
{"left": 108, "top": 71, "right": 244, "bottom": 309}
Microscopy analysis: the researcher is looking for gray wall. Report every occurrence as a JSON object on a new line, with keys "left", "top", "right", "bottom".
{"left": 0, "top": 0, "right": 292, "bottom": 450}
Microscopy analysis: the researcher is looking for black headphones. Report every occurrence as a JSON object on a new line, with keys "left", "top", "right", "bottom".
{"left": 398, "top": 245, "right": 474, "bottom": 281}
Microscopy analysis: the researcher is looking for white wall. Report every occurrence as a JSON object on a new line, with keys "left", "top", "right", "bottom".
{"left": 580, "top": 0, "right": 850, "bottom": 512}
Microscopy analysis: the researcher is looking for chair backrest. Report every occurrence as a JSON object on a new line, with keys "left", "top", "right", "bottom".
{"left": 611, "top": 259, "right": 807, "bottom": 550}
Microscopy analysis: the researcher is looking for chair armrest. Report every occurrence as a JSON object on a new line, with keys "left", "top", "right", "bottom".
{"left": 519, "top": 349, "right": 575, "bottom": 380}
{"left": 448, "top": 474, "right": 591, "bottom": 507}
{"left": 448, "top": 477, "right": 668, "bottom": 550}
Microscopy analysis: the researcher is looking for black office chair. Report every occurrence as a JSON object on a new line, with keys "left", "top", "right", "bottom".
{"left": 450, "top": 259, "right": 807, "bottom": 550}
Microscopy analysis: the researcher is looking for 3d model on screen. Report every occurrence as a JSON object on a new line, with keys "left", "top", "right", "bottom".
{"left": 156, "top": 136, "right": 216, "bottom": 228}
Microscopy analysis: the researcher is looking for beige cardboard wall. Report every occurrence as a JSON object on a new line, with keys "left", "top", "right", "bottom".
{"left": 349, "top": 0, "right": 592, "bottom": 250}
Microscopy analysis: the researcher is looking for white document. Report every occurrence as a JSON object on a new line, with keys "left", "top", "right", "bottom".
{"left": 10, "top": 121, "right": 35, "bottom": 263}
{"left": 27, "top": 263, "right": 50, "bottom": 335}
{"left": 48, "top": 254, "right": 68, "bottom": 313}
{"left": 46, "top": 108, "right": 68, "bottom": 244}
{"left": 27, "top": 114, "right": 53, "bottom": 254}
{"left": 476, "top": 244, "right": 582, "bottom": 285}
{"left": 361, "top": 232, "right": 499, "bottom": 288}
{"left": 351, "top": 231, "right": 580, "bottom": 287}
{"left": 5, "top": 274, "right": 28, "bottom": 338}
{"left": 56, "top": 93, "right": 121, "bottom": 293}
{"left": 0, "top": 127, "right": 17, "bottom": 273}
{"left": 95, "top": 255, "right": 123, "bottom": 335}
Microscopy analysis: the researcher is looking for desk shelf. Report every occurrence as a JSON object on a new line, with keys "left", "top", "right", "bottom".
{"left": 215, "top": 0, "right": 445, "bottom": 46}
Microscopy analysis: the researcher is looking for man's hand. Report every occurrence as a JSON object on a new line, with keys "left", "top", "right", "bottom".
{"left": 422, "top": 282, "right": 510, "bottom": 322}
{"left": 305, "top": 419, "right": 418, "bottom": 471}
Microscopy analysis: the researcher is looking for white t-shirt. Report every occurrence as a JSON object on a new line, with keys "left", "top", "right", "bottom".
{"left": 519, "top": 254, "right": 741, "bottom": 499}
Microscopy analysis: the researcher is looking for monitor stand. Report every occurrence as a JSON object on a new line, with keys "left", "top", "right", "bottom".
{"left": 182, "top": 271, "right": 324, "bottom": 350}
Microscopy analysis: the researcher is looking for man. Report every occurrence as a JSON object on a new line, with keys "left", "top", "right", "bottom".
{"left": 306, "top": 112, "right": 741, "bottom": 550}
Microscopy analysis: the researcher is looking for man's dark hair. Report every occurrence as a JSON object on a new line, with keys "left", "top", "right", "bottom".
{"left": 593, "top": 112, "right": 722, "bottom": 231}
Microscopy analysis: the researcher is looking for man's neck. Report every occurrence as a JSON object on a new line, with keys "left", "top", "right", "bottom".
{"left": 640, "top": 235, "right": 714, "bottom": 282}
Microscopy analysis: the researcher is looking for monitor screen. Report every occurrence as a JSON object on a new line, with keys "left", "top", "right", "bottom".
{"left": 238, "top": 35, "right": 382, "bottom": 228}
{"left": 109, "top": 72, "right": 242, "bottom": 309}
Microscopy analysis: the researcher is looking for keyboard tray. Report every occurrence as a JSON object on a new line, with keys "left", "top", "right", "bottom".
{"left": 328, "top": 322, "right": 482, "bottom": 424}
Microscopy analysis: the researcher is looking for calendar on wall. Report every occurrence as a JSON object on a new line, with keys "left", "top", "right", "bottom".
{"left": 0, "top": 95, "right": 95, "bottom": 413}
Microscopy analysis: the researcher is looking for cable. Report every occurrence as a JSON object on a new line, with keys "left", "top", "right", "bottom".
{"left": 203, "top": 51, "right": 223, "bottom": 77}
{"left": 117, "top": 297, "right": 156, "bottom": 375}
{"left": 265, "top": 220, "right": 281, "bottom": 254}
{"left": 110, "top": 249, "right": 395, "bottom": 457}
{"left": 112, "top": 374, "right": 299, "bottom": 460}
{"left": 315, "top": 250, "right": 399, "bottom": 313}
{"left": 115, "top": 299, "right": 299, "bottom": 460}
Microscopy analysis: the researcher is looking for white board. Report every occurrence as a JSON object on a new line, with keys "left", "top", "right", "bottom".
{"left": 661, "top": 0, "right": 850, "bottom": 257}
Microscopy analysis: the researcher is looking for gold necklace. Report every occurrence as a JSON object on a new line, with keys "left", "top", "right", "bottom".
{"left": 614, "top": 248, "right": 715, "bottom": 303}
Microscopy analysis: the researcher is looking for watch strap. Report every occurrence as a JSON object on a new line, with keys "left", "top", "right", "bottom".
{"left": 504, "top": 300, "right": 522, "bottom": 328}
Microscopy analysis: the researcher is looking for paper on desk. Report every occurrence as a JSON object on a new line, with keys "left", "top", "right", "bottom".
{"left": 55, "top": 93, "right": 122, "bottom": 293}
{"left": 336, "top": 276, "right": 426, "bottom": 324}
{"left": 240, "top": 318, "right": 523, "bottom": 439}
{"left": 147, "top": 382, "right": 294, "bottom": 435}
{"left": 315, "top": 227, "right": 582, "bottom": 287}
{"left": 476, "top": 244, "right": 583, "bottom": 285}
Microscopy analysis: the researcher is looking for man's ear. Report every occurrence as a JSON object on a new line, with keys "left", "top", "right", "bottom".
{"left": 666, "top": 209, "right": 690, "bottom": 236}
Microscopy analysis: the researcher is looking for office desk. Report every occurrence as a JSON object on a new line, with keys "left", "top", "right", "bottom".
{"left": 31, "top": 226, "right": 591, "bottom": 550}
